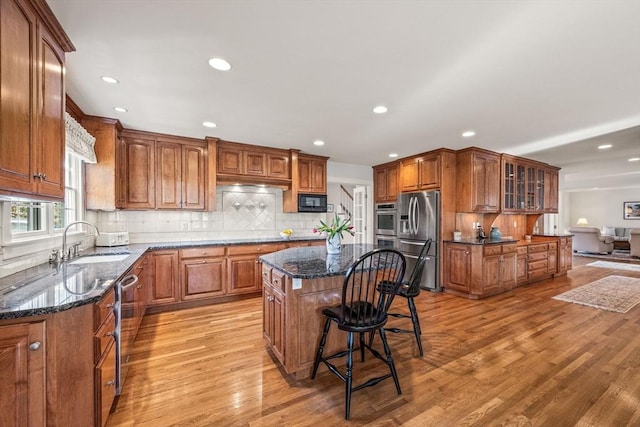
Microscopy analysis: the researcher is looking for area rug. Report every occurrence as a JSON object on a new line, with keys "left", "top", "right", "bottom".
{"left": 553, "top": 275, "right": 640, "bottom": 313}
{"left": 586, "top": 261, "right": 640, "bottom": 272}
{"left": 573, "top": 250, "right": 640, "bottom": 264}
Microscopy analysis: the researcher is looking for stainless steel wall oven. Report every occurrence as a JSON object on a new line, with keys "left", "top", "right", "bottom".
{"left": 375, "top": 203, "right": 397, "bottom": 236}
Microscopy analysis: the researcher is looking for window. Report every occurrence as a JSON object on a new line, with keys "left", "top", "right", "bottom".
{"left": 3, "top": 152, "right": 84, "bottom": 243}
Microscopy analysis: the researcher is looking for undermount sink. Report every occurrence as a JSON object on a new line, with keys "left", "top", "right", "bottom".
{"left": 69, "top": 254, "right": 131, "bottom": 265}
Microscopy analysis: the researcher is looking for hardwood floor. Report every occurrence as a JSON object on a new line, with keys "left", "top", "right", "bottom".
{"left": 107, "top": 257, "right": 640, "bottom": 426}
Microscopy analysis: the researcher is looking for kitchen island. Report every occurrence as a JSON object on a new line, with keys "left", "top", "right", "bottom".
{"left": 259, "top": 243, "right": 376, "bottom": 378}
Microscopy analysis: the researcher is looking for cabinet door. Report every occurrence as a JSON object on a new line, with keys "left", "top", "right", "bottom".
{"left": 502, "top": 157, "right": 516, "bottom": 211}
{"left": 120, "top": 135, "right": 155, "bottom": 209}
{"left": 482, "top": 254, "right": 503, "bottom": 294}
{"left": 156, "top": 141, "right": 182, "bottom": 209}
{"left": 547, "top": 242, "right": 558, "bottom": 274}
{"left": 443, "top": 244, "right": 471, "bottom": 292}
{"left": 501, "top": 251, "right": 517, "bottom": 289}
{"left": 544, "top": 169, "right": 559, "bottom": 212}
{"left": 181, "top": 258, "right": 227, "bottom": 299}
{"left": 217, "top": 146, "right": 243, "bottom": 174}
{"left": 0, "top": 0, "right": 38, "bottom": 196}
{"left": 35, "top": 23, "right": 66, "bottom": 199}
{"left": 399, "top": 158, "right": 420, "bottom": 192}
{"left": 374, "top": 167, "right": 388, "bottom": 202}
{"left": 267, "top": 153, "right": 290, "bottom": 179}
{"left": 182, "top": 144, "right": 206, "bottom": 210}
{"left": 0, "top": 322, "right": 46, "bottom": 427}
{"left": 95, "top": 340, "right": 117, "bottom": 427}
{"left": 516, "top": 249, "right": 527, "bottom": 284}
{"left": 245, "top": 151, "right": 267, "bottom": 176}
{"left": 262, "top": 284, "right": 285, "bottom": 364}
{"left": 227, "top": 254, "right": 261, "bottom": 294}
{"left": 418, "top": 155, "right": 440, "bottom": 189}
{"left": 149, "top": 250, "right": 179, "bottom": 305}
{"left": 473, "top": 152, "right": 500, "bottom": 212}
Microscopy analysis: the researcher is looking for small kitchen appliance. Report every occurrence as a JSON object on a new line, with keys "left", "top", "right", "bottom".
{"left": 95, "top": 231, "right": 129, "bottom": 247}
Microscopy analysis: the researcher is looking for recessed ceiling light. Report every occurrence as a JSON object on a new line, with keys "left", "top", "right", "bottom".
{"left": 628, "top": 157, "right": 640, "bottom": 162}
{"left": 113, "top": 107, "right": 127, "bottom": 113}
{"left": 373, "top": 105, "right": 388, "bottom": 114}
{"left": 202, "top": 121, "right": 217, "bottom": 128}
{"left": 101, "top": 76, "right": 119, "bottom": 84}
{"left": 208, "top": 57, "right": 231, "bottom": 71}
{"left": 598, "top": 144, "right": 612, "bottom": 149}
{"left": 389, "top": 153, "right": 398, "bottom": 158}
{"left": 462, "top": 130, "right": 476, "bottom": 138}
{"left": 313, "top": 140, "right": 325, "bottom": 146}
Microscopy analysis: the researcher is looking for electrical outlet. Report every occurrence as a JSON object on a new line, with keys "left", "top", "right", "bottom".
{"left": 180, "top": 222, "right": 190, "bottom": 231}
{"left": 513, "top": 221, "right": 517, "bottom": 227}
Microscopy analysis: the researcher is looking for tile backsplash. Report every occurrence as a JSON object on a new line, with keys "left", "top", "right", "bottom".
{"left": 92, "top": 186, "right": 325, "bottom": 243}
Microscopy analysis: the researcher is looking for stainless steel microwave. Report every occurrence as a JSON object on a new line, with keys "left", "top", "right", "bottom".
{"left": 298, "top": 193, "right": 327, "bottom": 212}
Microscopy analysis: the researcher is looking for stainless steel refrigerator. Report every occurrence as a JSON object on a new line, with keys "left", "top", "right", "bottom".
{"left": 397, "top": 190, "right": 440, "bottom": 291}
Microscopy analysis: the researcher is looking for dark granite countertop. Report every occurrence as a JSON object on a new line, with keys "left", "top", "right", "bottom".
{"left": 259, "top": 243, "right": 377, "bottom": 279}
{"left": 442, "top": 238, "right": 519, "bottom": 245}
{"left": 0, "top": 236, "right": 323, "bottom": 320}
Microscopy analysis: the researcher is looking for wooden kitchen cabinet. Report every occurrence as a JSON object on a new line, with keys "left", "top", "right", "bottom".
{"left": 516, "top": 246, "right": 528, "bottom": 284}
{"left": 373, "top": 161, "right": 398, "bottom": 203}
{"left": 0, "top": 0, "right": 73, "bottom": 201}
{"left": 297, "top": 154, "right": 327, "bottom": 194}
{"left": 399, "top": 152, "right": 440, "bottom": 192}
{"left": 148, "top": 250, "right": 180, "bottom": 306}
{"left": 95, "top": 339, "right": 116, "bottom": 427}
{"left": 456, "top": 148, "right": 500, "bottom": 213}
{"left": 557, "top": 236, "right": 573, "bottom": 274}
{"left": 502, "top": 155, "right": 558, "bottom": 213}
{"left": 119, "top": 132, "right": 156, "bottom": 209}
{"left": 0, "top": 321, "right": 46, "bottom": 427}
{"left": 216, "top": 141, "right": 292, "bottom": 183}
{"left": 443, "top": 242, "right": 517, "bottom": 298}
{"left": 227, "top": 243, "right": 287, "bottom": 295}
{"left": 180, "top": 247, "right": 227, "bottom": 300}
{"left": 262, "top": 265, "right": 286, "bottom": 365}
{"left": 156, "top": 138, "right": 206, "bottom": 210}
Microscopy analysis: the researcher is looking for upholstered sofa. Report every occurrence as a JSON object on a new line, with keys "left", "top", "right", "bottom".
{"left": 631, "top": 229, "right": 640, "bottom": 257}
{"left": 568, "top": 226, "right": 614, "bottom": 254}
{"left": 602, "top": 226, "right": 632, "bottom": 249}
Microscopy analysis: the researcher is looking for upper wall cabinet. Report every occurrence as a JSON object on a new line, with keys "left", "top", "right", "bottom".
{"left": 156, "top": 137, "right": 206, "bottom": 210}
{"left": 297, "top": 154, "right": 327, "bottom": 194}
{"left": 373, "top": 161, "right": 398, "bottom": 203}
{"left": 399, "top": 152, "right": 440, "bottom": 192}
{"left": 456, "top": 148, "right": 500, "bottom": 213}
{"left": 216, "top": 141, "right": 291, "bottom": 186}
{"left": 83, "top": 117, "right": 123, "bottom": 210}
{"left": 0, "top": 0, "right": 74, "bottom": 201}
{"left": 502, "top": 154, "right": 559, "bottom": 213}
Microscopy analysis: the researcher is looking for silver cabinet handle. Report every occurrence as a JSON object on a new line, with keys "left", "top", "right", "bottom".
{"left": 29, "top": 341, "right": 41, "bottom": 351}
{"left": 105, "top": 380, "right": 115, "bottom": 387}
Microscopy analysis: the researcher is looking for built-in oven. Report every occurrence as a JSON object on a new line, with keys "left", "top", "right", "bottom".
{"left": 375, "top": 203, "right": 397, "bottom": 236}
{"left": 375, "top": 235, "right": 397, "bottom": 249}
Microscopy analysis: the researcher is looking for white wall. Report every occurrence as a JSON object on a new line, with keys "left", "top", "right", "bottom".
{"left": 564, "top": 188, "right": 640, "bottom": 232}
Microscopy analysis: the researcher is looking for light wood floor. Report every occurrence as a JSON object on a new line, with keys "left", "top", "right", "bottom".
{"left": 107, "top": 257, "right": 640, "bottom": 426}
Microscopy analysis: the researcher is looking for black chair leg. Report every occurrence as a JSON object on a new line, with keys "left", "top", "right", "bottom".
{"left": 345, "top": 331, "right": 355, "bottom": 420}
{"left": 407, "top": 297, "right": 423, "bottom": 356}
{"left": 311, "top": 318, "right": 332, "bottom": 379}
{"left": 359, "top": 332, "right": 365, "bottom": 362}
{"left": 379, "top": 328, "right": 402, "bottom": 395}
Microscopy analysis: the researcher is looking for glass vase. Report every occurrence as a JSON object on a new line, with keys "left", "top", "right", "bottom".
{"left": 326, "top": 234, "right": 342, "bottom": 254}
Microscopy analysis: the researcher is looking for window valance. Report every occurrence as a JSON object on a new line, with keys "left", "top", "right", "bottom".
{"left": 65, "top": 112, "right": 97, "bottom": 163}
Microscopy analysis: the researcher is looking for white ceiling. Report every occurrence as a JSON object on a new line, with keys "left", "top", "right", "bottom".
{"left": 48, "top": 0, "right": 640, "bottom": 190}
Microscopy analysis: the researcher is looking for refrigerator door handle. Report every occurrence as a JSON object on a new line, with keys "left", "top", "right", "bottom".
{"left": 399, "top": 240, "right": 427, "bottom": 246}
{"left": 414, "top": 196, "right": 420, "bottom": 235}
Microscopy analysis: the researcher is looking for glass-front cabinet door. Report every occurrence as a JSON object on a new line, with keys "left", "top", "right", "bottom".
{"left": 536, "top": 168, "right": 545, "bottom": 211}
{"left": 503, "top": 159, "right": 515, "bottom": 211}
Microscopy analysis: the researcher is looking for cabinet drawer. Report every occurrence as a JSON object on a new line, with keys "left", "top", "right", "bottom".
{"left": 517, "top": 246, "right": 528, "bottom": 256}
{"left": 528, "top": 252, "right": 547, "bottom": 261}
{"left": 262, "top": 265, "right": 272, "bottom": 283}
{"left": 528, "top": 244, "right": 548, "bottom": 253}
{"left": 484, "top": 245, "right": 502, "bottom": 256}
{"left": 95, "top": 289, "right": 115, "bottom": 330}
{"left": 228, "top": 243, "right": 287, "bottom": 255}
{"left": 528, "top": 259, "right": 548, "bottom": 271}
{"left": 180, "top": 247, "right": 225, "bottom": 259}
{"left": 502, "top": 244, "right": 517, "bottom": 254}
{"left": 271, "top": 270, "right": 286, "bottom": 293}
{"left": 94, "top": 312, "right": 116, "bottom": 362}
{"left": 528, "top": 268, "right": 548, "bottom": 280}
{"left": 96, "top": 340, "right": 117, "bottom": 427}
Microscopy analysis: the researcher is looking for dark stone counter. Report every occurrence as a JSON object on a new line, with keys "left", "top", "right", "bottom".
{"left": 259, "top": 243, "right": 377, "bottom": 279}
{"left": 0, "top": 236, "right": 323, "bottom": 320}
{"left": 442, "top": 238, "right": 519, "bottom": 245}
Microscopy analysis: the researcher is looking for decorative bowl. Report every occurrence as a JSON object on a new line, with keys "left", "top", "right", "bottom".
{"left": 279, "top": 232, "right": 291, "bottom": 240}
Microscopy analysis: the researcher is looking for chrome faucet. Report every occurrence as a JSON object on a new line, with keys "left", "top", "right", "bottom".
{"left": 62, "top": 221, "right": 100, "bottom": 260}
